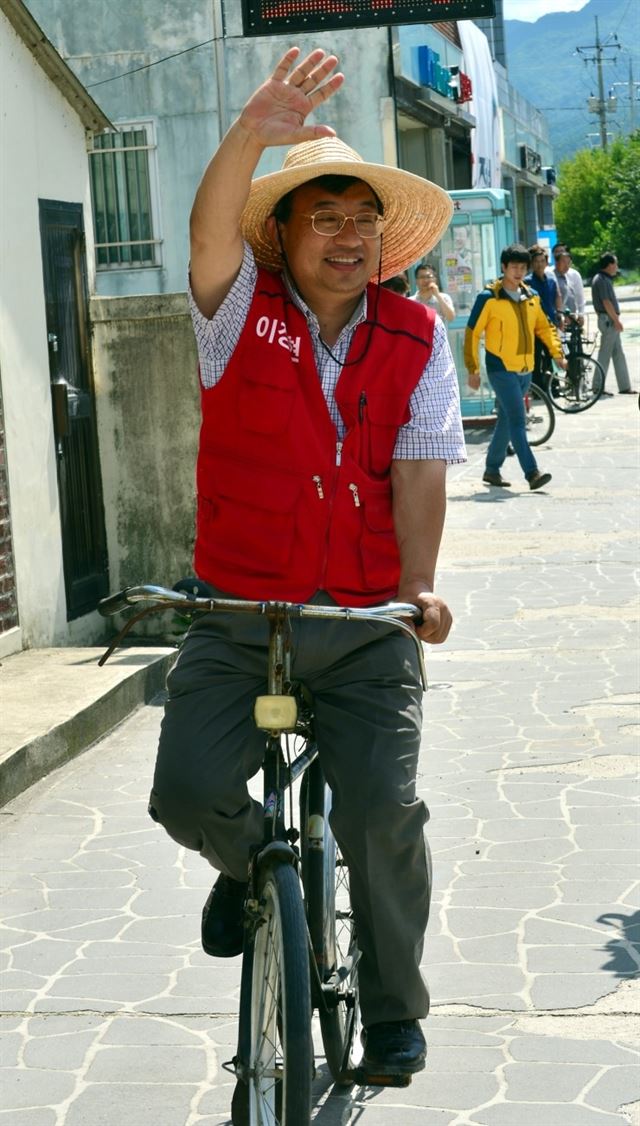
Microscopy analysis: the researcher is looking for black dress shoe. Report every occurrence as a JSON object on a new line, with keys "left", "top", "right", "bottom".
{"left": 202, "top": 874, "right": 248, "bottom": 957}
{"left": 361, "top": 1019, "right": 427, "bottom": 1076}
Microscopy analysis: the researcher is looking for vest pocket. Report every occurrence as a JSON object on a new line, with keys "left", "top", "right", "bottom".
{"left": 362, "top": 394, "right": 412, "bottom": 477}
{"left": 198, "top": 457, "right": 303, "bottom": 576}
{"left": 239, "top": 374, "right": 296, "bottom": 434}
{"left": 357, "top": 486, "right": 401, "bottom": 589}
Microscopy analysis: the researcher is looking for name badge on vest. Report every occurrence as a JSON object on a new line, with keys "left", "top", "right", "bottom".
{"left": 255, "top": 315, "right": 301, "bottom": 363}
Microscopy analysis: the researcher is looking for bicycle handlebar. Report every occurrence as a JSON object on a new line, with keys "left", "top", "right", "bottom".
{"left": 98, "top": 584, "right": 428, "bottom": 687}
{"left": 98, "top": 584, "right": 422, "bottom": 624}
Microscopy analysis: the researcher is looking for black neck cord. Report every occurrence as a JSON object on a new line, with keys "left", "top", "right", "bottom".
{"left": 276, "top": 226, "right": 382, "bottom": 370}
{"left": 274, "top": 229, "right": 431, "bottom": 366}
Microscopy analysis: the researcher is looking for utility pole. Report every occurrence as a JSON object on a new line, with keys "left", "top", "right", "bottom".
{"left": 576, "top": 16, "right": 622, "bottom": 150}
{"left": 612, "top": 59, "right": 640, "bottom": 134}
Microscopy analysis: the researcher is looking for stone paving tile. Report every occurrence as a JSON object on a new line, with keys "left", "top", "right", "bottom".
{"left": 2, "top": 390, "right": 640, "bottom": 1123}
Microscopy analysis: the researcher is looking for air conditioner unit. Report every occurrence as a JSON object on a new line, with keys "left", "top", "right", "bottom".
{"left": 542, "top": 166, "right": 557, "bottom": 186}
{"left": 519, "top": 144, "right": 542, "bottom": 176}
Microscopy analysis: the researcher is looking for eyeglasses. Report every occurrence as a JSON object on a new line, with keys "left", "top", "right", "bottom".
{"left": 299, "top": 210, "right": 385, "bottom": 238}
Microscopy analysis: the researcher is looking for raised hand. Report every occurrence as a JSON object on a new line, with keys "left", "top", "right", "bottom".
{"left": 239, "top": 47, "right": 344, "bottom": 148}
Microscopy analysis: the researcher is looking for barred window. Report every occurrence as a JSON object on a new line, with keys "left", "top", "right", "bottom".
{"left": 89, "top": 123, "right": 162, "bottom": 269}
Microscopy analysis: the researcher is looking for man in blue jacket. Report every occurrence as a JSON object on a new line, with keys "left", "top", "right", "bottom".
{"left": 525, "top": 244, "right": 561, "bottom": 389}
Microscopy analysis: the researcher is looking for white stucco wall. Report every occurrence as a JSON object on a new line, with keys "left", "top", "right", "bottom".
{"left": 0, "top": 12, "right": 97, "bottom": 649}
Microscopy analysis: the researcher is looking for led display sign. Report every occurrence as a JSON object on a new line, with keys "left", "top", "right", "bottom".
{"left": 242, "top": 1, "right": 497, "bottom": 37}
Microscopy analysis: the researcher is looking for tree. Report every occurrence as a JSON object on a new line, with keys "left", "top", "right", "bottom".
{"left": 555, "top": 133, "right": 640, "bottom": 274}
{"left": 605, "top": 133, "right": 640, "bottom": 269}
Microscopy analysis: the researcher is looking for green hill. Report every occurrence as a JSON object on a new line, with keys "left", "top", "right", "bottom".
{"left": 504, "top": 0, "right": 640, "bottom": 164}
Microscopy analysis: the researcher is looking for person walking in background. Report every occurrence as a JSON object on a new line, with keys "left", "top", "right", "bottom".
{"left": 410, "top": 263, "right": 455, "bottom": 323}
{"left": 549, "top": 245, "right": 585, "bottom": 325}
{"left": 465, "top": 244, "right": 567, "bottom": 492}
{"left": 526, "top": 244, "right": 562, "bottom": 389}
{"left": 591, "top": 252, "right": 635, "bottom": 395}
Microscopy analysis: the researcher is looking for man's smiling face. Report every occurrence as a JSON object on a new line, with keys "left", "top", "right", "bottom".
{"left": 269, "top": 179, "right": 382, "bottom": 307}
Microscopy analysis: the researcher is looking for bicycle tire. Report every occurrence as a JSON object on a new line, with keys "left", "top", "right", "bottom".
{"left": 237, "top": 861, "right": 312, "bottom": 1125}
{"left": 547, "top": 354, "right": 604, "bottom": 413}
{"left": 301, "top": 763, "right": 362, "bottom": 1085}
{"left": 525, "top": 383, "right": 555, "bottom": 446}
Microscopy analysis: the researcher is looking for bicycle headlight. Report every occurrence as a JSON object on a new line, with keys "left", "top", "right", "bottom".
{"left": 254, "top": 695, "right": 298, "bottom": 732}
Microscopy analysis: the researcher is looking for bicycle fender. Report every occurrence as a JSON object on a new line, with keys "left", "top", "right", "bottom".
{"left": 255, "top": 839, "right": 298, "bottom": 868}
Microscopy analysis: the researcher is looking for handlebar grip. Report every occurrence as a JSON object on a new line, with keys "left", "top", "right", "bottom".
{"left": 98, "top": 588, "right": 135, "bottom": 616}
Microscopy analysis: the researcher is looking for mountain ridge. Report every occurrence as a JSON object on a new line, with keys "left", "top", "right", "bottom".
{"left": 504, "top": 0, "right": 639, "bottom": 163}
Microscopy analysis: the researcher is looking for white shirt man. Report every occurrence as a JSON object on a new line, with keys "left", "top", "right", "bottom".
{"left": 547, "top": 247, "right": 585, "bottom": 323}
{"left": 410, "top": 264, "right": 455, "bottom": 322}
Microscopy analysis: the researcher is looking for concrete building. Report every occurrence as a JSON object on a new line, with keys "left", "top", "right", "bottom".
{"left": 10, "top": 1, "right": 559, "bottom": 631}
{"left": 475, "top": 0, "right": 557, "bottom": 247}
{"left": 0, "top": 0, "right": 111, "bottom": 654}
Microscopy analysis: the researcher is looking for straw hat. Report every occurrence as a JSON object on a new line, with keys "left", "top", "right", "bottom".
{"left": 240, "top": 136, "right": 453, "bottom": 282}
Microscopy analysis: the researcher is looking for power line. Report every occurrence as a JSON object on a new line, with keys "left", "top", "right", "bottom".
{"left": 575, "top": 16, "right": 623, "bottom": 150}
{"left": 85, "top": 35, "right": 226, "bottom": 89}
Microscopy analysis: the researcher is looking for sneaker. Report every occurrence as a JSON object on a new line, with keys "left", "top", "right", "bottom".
{"left": 201, "top": 873, "right": 248, "bottom": 957}
{"left": 482, "top": 472, "right": 511, "bottom": 487}
{"left": 361, "top": 1019, "right": 427, "bottom": 1076}
{"left": 527, "top": 471, "right": 552, "bottom": 491}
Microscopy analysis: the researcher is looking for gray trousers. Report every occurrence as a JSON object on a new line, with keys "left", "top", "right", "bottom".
{"left": 596, "top": 313, "right": 631, "bottom": 391}
{"left": 149, "top": 600, "right": 431, "bottom": 1026}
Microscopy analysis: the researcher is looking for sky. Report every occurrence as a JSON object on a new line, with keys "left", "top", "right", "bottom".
{"left": 502, "top": 0, "right": 590, "bottom": 20}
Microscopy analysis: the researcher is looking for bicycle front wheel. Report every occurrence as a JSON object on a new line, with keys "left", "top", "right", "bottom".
{"left": 241, "top": 862, "right": 313, "bottom": 1124}
{"left": 525, "top": 383, "right": 555, "bottom": 446}
{"left": 548, "top": 355, "right": 604, "bottom": 413}
{"left": 302, "top": 763, "right": 362, "bottom": 1085}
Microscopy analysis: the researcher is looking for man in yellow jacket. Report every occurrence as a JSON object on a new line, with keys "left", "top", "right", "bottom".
{"left": 465, "top": 244, "right": 566, "bottom": 491}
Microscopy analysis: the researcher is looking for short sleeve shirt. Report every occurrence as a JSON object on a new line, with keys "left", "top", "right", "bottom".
{"left": 591, "top": 271, "right": 618, "bottom": 315}
{"left": 189, "top": 243, "right": 466, "bottom": 465}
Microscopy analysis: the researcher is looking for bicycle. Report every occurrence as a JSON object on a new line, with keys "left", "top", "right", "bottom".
{"left": 544, "top": 311, "right": 604, "bottom": 413}
{"left": 524, "top": 382, "right": 555, "bottom": 446}
{"left": 98, "top": 584, "right": 427, "bottom": 1125}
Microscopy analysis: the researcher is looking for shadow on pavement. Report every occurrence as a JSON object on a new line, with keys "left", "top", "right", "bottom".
{"left": 597, "top": 908, "right": 640, "bottom": 977}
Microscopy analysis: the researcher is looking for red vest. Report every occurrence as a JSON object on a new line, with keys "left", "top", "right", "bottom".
{"left": 194, "top": 270, "right": 435, "bottom": 606}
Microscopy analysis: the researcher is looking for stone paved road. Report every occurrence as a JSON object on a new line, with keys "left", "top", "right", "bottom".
{"left": 2, "top": 319, "right": 639, "bottom": 1125}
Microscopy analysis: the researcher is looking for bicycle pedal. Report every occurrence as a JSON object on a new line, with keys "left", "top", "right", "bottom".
{"left": 346, "top": 1067, "right": 413, "bottom": 1088}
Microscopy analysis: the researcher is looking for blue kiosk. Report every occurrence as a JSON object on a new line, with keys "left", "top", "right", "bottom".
{"left": 430, "top": 188, "right": 515, "bottom": 419}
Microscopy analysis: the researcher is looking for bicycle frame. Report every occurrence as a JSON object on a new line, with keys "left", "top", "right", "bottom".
{"left": 98, "top": 585, "right": 427, "bottom": 1113}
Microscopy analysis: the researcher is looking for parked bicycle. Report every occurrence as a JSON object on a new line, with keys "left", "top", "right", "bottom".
{"left": 98, "top": 584, "right": 426, "bottom": 1125}
{"left": 524, "top": 382, "right": 555, "bottom": 446}
{"left": 544, "top": 310, "right": 604, "bottom": 413}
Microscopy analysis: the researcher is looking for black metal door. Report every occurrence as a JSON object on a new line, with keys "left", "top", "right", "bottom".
{"left": 39, "top": 200, "right": 109, "bottom": 620}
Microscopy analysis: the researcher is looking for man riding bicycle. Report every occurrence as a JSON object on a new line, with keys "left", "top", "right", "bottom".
{"left": 149, "top": 47, "right": 465, "bottom": 1080}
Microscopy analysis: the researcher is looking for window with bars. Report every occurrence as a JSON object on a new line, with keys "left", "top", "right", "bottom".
{"left": 89, "top": 123, "right": 162, "bottom": 269}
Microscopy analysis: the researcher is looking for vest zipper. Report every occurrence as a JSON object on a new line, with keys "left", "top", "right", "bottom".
{"left": 312, "top": 475, "right": 325, "bottom": 499}
{"left": 318, "top": 452, "right": 343, "bottom": 587}
{"left": 348, "top": 483, "right": 361, "bottom": 507}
